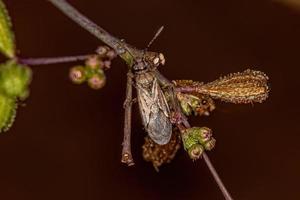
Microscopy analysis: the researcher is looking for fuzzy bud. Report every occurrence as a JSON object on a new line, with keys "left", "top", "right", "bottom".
{"left": 182, "top": 127, "right": 215, "bottom": 159}
{"left": 176, "top": 92, "right": 215, "bottom": 116}
{"left": 69, "top": 66, "right": 86, "bottom": 84}
{"left": 204, "top": 138, "right": 216, "bottom": 151}
{"left": 96, "top": 46, "right": 110, "bottom": 56}
{"left": 106, "top": 50, "right": 117, "bottom": 60}
{"left": 103, "top": 60, "right": 111, "bottom": 69}
{"left": 183, "top": 127, "right": 213, "bottom": 145}
{"left": 188, "top": 144, "right": 204, "bottom": 160}
{"left": 87, "top": 73, "right": 106, "bottom": 90}
{"left": 182, "top": 129, "right": 199, "bottom": 151}
{"left": 197, "top": 127, "right": 213, "bottom": 144}
{"left": 85, "top": 55, "right": 103, "bottom": 69}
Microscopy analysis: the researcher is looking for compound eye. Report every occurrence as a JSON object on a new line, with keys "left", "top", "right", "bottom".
{"left": 153, "top": 57, "right": 160, "bottom": 66}
{"left": 201, "top": 100, "right": 207, "bottom": 105}
{"left": 159, "top": 53, "right": 165, "bottom": 65}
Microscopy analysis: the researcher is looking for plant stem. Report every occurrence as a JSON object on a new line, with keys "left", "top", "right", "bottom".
{"left": 18, "top": 55, "right": 91, "bottom": 66}
{"left": 202, "top": 152, "right": 234, "bottom": 200}
{"left": 155, "top": 70, "right": 233, "bottom": 200}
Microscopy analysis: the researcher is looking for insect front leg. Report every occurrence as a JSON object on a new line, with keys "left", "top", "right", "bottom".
{"left": 121, "top": 72, "right": 135, "bottom": 166}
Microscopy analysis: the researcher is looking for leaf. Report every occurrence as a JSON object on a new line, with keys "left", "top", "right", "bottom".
{"left": 0, "top": 60, "right": 32, "bottom": 99}
{"left": 0, "top": 93, "right": 16, "bottom": 132}
{"left": 0, "top": 0, "right": 15, "bottom": 58}
{"left": 175, "top": 69, "right": 270, "bottom": 104}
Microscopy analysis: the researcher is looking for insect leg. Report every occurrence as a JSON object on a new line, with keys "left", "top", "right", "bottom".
{"left": 121, "top": 72, "right": 135, "bottom": 166}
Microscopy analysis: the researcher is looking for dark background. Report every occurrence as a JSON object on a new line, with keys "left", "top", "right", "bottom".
{"left": 0, "top": 0, "right": 298, "bottom": 199}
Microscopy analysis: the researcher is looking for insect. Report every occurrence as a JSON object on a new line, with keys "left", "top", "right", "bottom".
{"left": 134, "top": 57, "right": 171, "bottom": 145}
{"left": 121, "top": 29, "right": 173, "bottom": 166}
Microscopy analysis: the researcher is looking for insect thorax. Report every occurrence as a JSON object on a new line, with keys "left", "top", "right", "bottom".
{"left": 132, "top": 58, "right": 151, "bottom": 73}
{"left": 132, "top": 59, "right": 154, "bottom": 86}
{"left": 135, "top": 71, "right": 156, "bottom": 90}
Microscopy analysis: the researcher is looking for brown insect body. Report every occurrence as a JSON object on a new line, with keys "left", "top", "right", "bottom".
{"left": 133, "top": 56, "right": 172, "bottom": 145}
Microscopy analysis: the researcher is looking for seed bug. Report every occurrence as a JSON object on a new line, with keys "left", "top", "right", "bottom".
{"left": 49, "top": 0, "right": 174, "bottom": 166}
{"left": 121, "top": 27, "right": 172, "bottom": 166}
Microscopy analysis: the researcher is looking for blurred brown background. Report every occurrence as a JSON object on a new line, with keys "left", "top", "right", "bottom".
{"left": 0, "top": 0, "right": 299, "bottom": 199}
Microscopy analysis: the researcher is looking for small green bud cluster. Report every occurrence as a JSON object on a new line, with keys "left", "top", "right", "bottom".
{"left": 70, "top": 63, "right": 106, "bottom": 90}
{"left": 69, "top": 46, "right": 117, "bottom": 90}
{"left": 0, "top": 60, "right": 32, "bottom": 132}
{"left": 182, "top": 127, "right": 216, "bottom": 160}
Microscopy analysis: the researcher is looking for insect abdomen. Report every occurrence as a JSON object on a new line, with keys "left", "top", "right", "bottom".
{"left": 136, "top": 72, "right": 172, "bottom": 145}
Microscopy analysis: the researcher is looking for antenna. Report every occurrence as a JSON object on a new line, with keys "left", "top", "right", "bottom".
{"left": 146, "top": 26, "right": 164, "bottom": 49}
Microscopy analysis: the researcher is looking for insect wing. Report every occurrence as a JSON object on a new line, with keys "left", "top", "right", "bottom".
{"left": 137, "top": 74, "right": 172, "bottom": 145}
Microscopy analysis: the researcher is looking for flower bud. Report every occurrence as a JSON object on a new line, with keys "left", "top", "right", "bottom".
{"left": 177, "top": 93, "right": 198, "bottom": 116}
{"left": 96, "top": 46, "right": 110, "bottom": 56}
{"left": 103, "top": 60, "right": 111, "bottom": 69}
{"left": 182, "top": 127, "right": 215, "bottom": 159}
{"left": 85, "top": 55, "right": 103, "bottom": 69}
{"left": 87, "top": 73, "right": 106, "bottom": 90}
{"left": 197, "top": 127, "right": 213, "bottom": 144}
{"left": 180, "top": 100, "right": 192, "bottom": 116}
{"left": 182, "top": 129, "right": 198, "bottom": 151}
{"left": 106, "top": 50, "right": 117, "bottom": 60}
{"left": 69, "top": 66, "right": 86, "bottom": 84}
{"left": 183, "top": 126, "right": 213, "bottom": 145}
{"left": 203, "top": 138, "right": 216, "bottom": 151}
{"left": 185, "top": 127, "right": 212, "bottom": 141}
{"left": 176, "top": 92, "right": 215, "bottom": 116}
{"left": 188, "top": 144, "right": 204, "bottom": 160}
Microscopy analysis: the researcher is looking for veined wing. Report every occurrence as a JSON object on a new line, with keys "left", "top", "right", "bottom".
{"left": 136, "top": 73, "right": 172, "bottom": 145}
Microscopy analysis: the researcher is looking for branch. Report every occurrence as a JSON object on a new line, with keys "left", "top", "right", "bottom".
{"left": 202, "top": 153, "right": 234, "bottom": 200}
{"left": 18, "top": 55, "right": 91, "bottom": 66}
{"left": 155, "top": 70, "right": 234, "bottom": 200}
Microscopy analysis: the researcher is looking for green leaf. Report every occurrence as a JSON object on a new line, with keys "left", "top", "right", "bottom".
{"left": 0, "top": 0, "right": 15, "bottom": 58}
{"left": 0, "top": 60, "right": 32, "bottom": 99}
{"left": 0, "top": 93, "right": 16, "bottom": 132}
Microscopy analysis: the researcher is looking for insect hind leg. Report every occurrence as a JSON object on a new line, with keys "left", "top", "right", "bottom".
{"left": 121, "top": 72, "right": 135, "bottom": 166}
